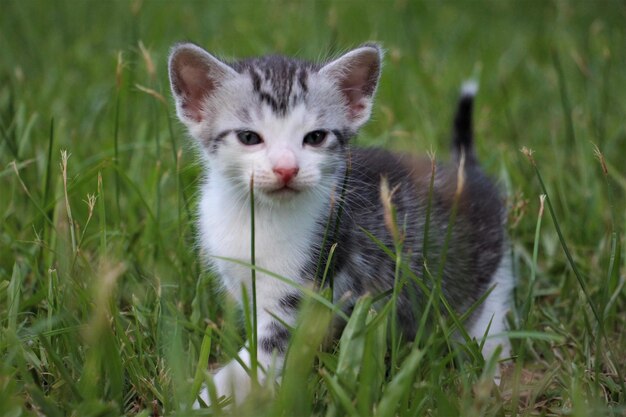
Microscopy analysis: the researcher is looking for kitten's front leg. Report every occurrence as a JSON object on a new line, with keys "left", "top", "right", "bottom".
{"left": 195, "top": 311, "right": 292, "bottom": 408}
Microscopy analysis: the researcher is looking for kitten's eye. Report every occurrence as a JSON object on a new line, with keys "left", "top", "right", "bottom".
{"left": 303, "top": 130, "right": 328, "bottom": 147}
{"left": 237, "top": 130, "right": 263, "bottom": 146}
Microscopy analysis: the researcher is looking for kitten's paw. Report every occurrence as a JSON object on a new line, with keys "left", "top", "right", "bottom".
{"left": 213, "top": 360, "right": 252, "bottom": 404}
{"left": 192, "top": 359, "right": 252, "bottom": 409}
{"left": 193, "top": 385, "right": 211, "bottom": 410}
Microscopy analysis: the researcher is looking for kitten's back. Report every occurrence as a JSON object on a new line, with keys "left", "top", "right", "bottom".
{"left": 324, "top": 91, "right": 506, "bottom": 338}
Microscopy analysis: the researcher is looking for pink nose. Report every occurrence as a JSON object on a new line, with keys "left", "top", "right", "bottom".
{"left": 273, "top": 166, "right": 299, "bottom": 184}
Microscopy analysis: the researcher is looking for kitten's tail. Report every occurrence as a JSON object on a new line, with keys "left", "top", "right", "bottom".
{"left": 452, "top": 80, "right": 478, "bottom": 165}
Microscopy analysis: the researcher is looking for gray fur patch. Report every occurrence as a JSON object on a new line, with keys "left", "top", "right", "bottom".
{"left": 303, "top": 147, "right": 506, "bottom": 341}
{"left": 207, "top": 129, "right": 232, "bottom": 153}
{"left": 231, "top": 56, "right": 320, "bottom": 116}
{"left": 259, "top": 322, "right": 291, "bottom": 354}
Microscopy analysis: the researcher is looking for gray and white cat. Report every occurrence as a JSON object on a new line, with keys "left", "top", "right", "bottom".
{"left": 168, "top": 42, "right": 513, "bottom": 406}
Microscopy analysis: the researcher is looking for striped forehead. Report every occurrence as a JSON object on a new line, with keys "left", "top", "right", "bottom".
{"left": 233, "top": 56, "right": 319, "bottom": 116}
{"left": 258, "top": 102, "right": 312, "bottom": 144}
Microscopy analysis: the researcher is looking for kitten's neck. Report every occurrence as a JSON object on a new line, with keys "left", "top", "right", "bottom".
{"left": 201, "top": 167, "right": 337, "bottom": 299}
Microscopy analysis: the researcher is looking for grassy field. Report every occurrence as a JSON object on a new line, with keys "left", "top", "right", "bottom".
{"left": 1, "top": 1, "right": 625, "bottom": 416}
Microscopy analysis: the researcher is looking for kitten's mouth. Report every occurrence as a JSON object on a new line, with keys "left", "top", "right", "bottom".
{"left": 266, "top": 185, "right": 300, "bottom": 197}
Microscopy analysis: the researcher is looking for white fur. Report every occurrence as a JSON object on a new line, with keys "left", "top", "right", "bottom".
{"left": 467, "top": 252, "right": 513, "bottom": 360}
{"left": 193, "top": 98, "right": 343, "bottom": 408}
{"left": 461, "top": 79, "right": 479, "bottom": 97}
{"left": 193, "top": 171, "right": 327, "bottom": 407}
{"left": 168, "top": 44, "right": 373, "bottom": 407}
{"left": 199, "top": 170, "right": 328, "bottom": 303}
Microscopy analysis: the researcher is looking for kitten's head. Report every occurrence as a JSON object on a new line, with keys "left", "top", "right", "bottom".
{"left": 168, "top": 43, "right": 382, "bottom": 205}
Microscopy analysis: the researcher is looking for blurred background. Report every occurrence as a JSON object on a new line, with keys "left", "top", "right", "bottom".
{"left": 4, "top": 1, "right": 625, "bottom": 151}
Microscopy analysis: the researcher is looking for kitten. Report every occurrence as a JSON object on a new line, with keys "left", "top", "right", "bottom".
{"left": 168, "top": 42, "right": 512, "bottom": 406}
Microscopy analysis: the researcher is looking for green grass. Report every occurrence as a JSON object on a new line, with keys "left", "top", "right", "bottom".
{"left": 1, "top": 1, "right": 625, "bottom": 416}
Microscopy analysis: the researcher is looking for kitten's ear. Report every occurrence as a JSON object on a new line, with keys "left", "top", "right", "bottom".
{"left": 168, "top": 43, "right": 238, "bottom": 125}
{"left": 320, "top": 44, "right": 382, "bottom": 128}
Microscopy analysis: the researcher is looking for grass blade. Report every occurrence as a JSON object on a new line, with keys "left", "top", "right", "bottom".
{"left": 335, "top": 295, "right": 372, "bottom": 392}
{"left": 521, "top": 149, "right": 600, "bottom": 323}
{"left": 249, "top": 175, "right": 258, "bottom": 382}
{"left": 191, "top": 324, "right": 213, "bottom": 405}
{"left": 7, "top": 263, "right": 23, "bottom": 333}
{"left": 522, "top": 147, "right": 626, "bottom": 395}
{"left": 212, "top": 256, "right": 349, "bottom": 322}
{"left": 376, "top": 348, "right": 424, "bottom": 417}
{"left": 522, "top": 194, "right": 546, "bottom": 324}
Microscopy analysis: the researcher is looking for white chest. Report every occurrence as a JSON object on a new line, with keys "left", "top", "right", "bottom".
{"left": 198, "top": 179, "right": 324, "bottom": 302}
